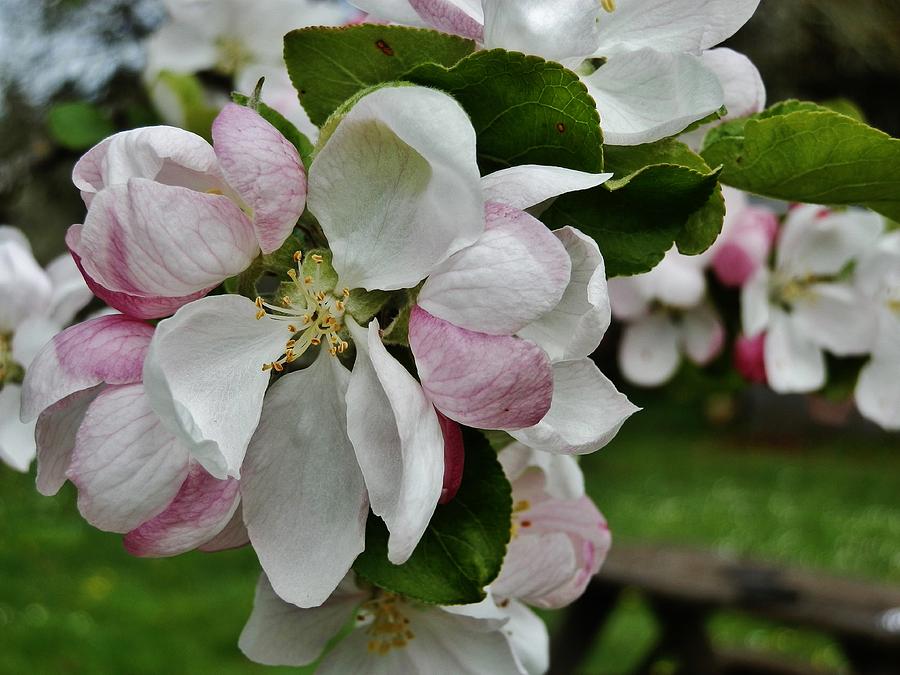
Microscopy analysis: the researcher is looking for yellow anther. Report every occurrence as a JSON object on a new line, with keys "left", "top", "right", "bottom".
{"left": 343, "top": 287, "right": 350, "bottom": 297}
{"left": 311, "top": 253, "right": 324, "bottom": 264}
{"left": 304, "top": 275, "right": 314, "bottom": 284}
{"left": 293, "top": 250, "right": 303, "bottom": 262}
{"left": 286, "top": 339, "right": 296, "bottom": 349}
{"left": 287, "top": 269, "right": 298, "bottom": 280}
{"left": 206, "top": 188, "right": 224, "bottom": 195}
{"left": 600, "top": 0, "right": 615, "bottom": 12}
{"left": 255, "top": 310, "right": 266, "bottom": 320}
{"left": 288, "top": 324, "right": 297, "bottom": 333}
{"left": 330, "top": 347, "right": 338, "bottom": 356}
{"left": 272, "top": 361, "right": 284, "bottom": 373}
{"left": 335, "top": 300, "right": 345, "bottom": 312}
{"left": 302, "top": 315, "right": 311, "bottom": 324}
{"left": 262, "top": 364, "right": 272, "bottom": 372}
{"left": 513, "top": 499, "right": 531, "bottom": 513}
{"left": 282, "top": 296, "right": 292, "bottom": 306}
{"left": 255, "top": 297, "right": 264, "bottom": 308}
{"left": 310, "top": 337, "right": 321, "bottom": 346}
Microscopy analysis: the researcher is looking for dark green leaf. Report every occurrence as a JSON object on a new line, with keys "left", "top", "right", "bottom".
{"left": 406, "top": 49, "right": 603, "bottom": 173}
{"left": 353, "top": 427, "right": 512, "bottom": 605}
{"left": 542, "top": 140, "right": 721, "bottom": 276}
{"left": 284, "top": 25, "right": 475, "bottom": 127}
{"left": 702, "top": 101, "right": 900, "bottom": 221}
{"left": 46, "top": 102, "right": 115, "bottom": 151}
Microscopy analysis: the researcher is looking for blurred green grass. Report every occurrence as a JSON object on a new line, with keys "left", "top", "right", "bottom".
{"left": 1, "top": 399, "right": 898, "bottom": 674}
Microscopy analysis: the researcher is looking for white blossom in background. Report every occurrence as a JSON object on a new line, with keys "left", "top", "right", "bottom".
{"left": 351, "top": 0, "right": 763, "bottom": 145}
{"left": 711, "top": 187, "right": 779, "bottom": 288}
{"left": 741, "top": 205, "right": 884, "bottom": 394}
{"left": 0, "top": 227, "right": 92, "bottom": 471}
{"left": 145, "top": 0, "right": 354, "bottom": 137}
{"left": 609, "top": 247, "right": 724, "bottom": 387}
{"left": 854, "top": 231, "right": 900, "bottom": 430}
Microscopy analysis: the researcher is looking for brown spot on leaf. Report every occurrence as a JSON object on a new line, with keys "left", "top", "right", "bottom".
{"left": 376, "top": 39, "right": 394, "bottom": 56}
{"left": 556, "top": 122, "right": 566, "bottom": 133}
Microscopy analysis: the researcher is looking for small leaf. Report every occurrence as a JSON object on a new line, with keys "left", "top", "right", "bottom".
{"left": 702, "top": 101, "right": 900, "bottom": 221}
{"left": 406, "top": 49, "right": 604, "bottom": 173}
{"left": 353, "top": 427, "right": 512, "bottom": 605}
{"left": 542, "top": 140, "right": 721, "bottom": 276}
{"left": 47, "top": 102, "right": 115, "bottom": 151}
{"left": 284, "top": 25, "right": 475, "bottom": 127}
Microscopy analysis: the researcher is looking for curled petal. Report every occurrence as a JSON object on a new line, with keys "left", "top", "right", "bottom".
{"left": 409, "top": 306, "right": 553, "bottom": 430}
{"left": 68, "top": 383, "right": 191, "bottom": 533}
{"left": 76, "top": 180, "right": 259, "bottom": 298}
{"left": 418, "top": 202, "right": 571, "bottom": 335}
{"left": 510, "top": 358, "right": 638, "bottom": 455}
{"left": 124, "top": 463, "right": 240, "bottom": 557}
{"left": 21, "top": 315, "right": 154, "bottom": 422}
{"left": 481, "top": 165, "right": 612, "bottom": 211}
{"left": 309, "top": 85, "right": 483, "bottom": 291}
{"left": 701, "top": 48, "right": 766, "bottom": 119}
{"left": 34, "top": 386, "right": 102, "bottom": 495}
{"left": 438, "top": 411, "right": 464, "bottom": 504}
{"left": 212, "top": 103, "right": 307, "bottom": 254}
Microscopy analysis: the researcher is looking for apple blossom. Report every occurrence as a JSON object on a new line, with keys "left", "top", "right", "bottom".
{"left": 352, "top": 0, "right": 763, "bottom": 145}
{"left": 19, "top": 315, "right": 239, "bottom": 556}
{"left": 711, "top": 187, "right": 779, "bottom": 288}
{"left": 854, "top": 231, "right": 900, "bottom": 430}
{"left": 238, "top": 573, "right": 530, "bottom": 674}
{"left": 741, "top": 205, "right": 884, "bottom": 394}
{"left": 0, "top": 227, "right": 92, "bottom": 471}
{"left": 69, "top": 102, "right": 306, "bottom": 319}
{"left": 609, "top": 246, "right": 725, "bottom": 387}
{"left": 145, "top": 0, "right": 354, "bottom": 137}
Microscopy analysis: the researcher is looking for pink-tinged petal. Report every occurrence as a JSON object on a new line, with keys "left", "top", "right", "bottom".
{"left": 701, "top": 48, "right": 766, "bottom": 119}
{"left": 34, "top": 386, "right": 102, "bottom": 496}
{"left": 73, "top": 125, "right": 225, "bottom": 206}
{"left": 198, "top": 504, "right": 250, "bottom": 552}
{"left": 619, "top": 312, "right": 681, "bottom": 387}
{"left": 351, "top": 0, "right": 429, "bottom": 26}
{"left": 67, "top": 225, "right": 212, "bottom": 320}
{"left": 764, "top": 309, "right": 826, "bottom": 394}
{"left": 212, "top": 104, "right": 306, "bottom": 254}
{"left": 124, "top": 462, "right": 240, "bottom": 557}
{"left": 734, "top": 333, "right": 767, "bottom": 384}
{"left": 21, "top": 315, "right": 154, "bottom": 421}
{"left": 68, "top": 383, "right": 191, "bottom": 533}
{"left": 409, "top": 306, "right": 553, "bottom": 430}
{"left": 242, "top": 351, "right": 368, "bottom": 608}
{"left": 409, "top": 0, "right": 484, "bottom": 40}
{"left": 142, "top": 295, "right": 288, "bottom": 480}
{"left": 682, "top": 304, "right": 725, "bottom": 366}
{"left": 345, "top": 318, "right": 444, "bottom": 565}
{"left": 510, "top": 358, "right": 638, "bottom": 455}
{"left": 492, "top": 533, "right": 577, "bottom": 606}
{"left": 481, "top": 166, "right": 612, "bottom": 211}
{"left": 713, "top": 205, "right": 778, "bottom": 287}
{"left": 0, "top": 385, "right": 35, "bottom": 472}
{"left": 309, "top": 85, "right": 483, "bottom": 292}
{"left": 792, "top": 283, "right": 876, "bottom": 356}
{"left": 77, "top": 179, "right": 258, "bottom": 298}
{"left": 239, "top": 574, "right": 367, "bottom": 667}
{"left": 518, "top": 227, "right": 611, "bottom": 362}
{"left": 418, "top": 203, "right": 571, "bottom": 335}
{"left": 438, "top": 411, "right": 464, "bottom": 504}
{"left": 0, "top": 235, "right": 51, "bottom": 333}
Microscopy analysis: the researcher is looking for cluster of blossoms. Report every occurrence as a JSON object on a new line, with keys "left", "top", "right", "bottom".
{"left": 17, "top": 84, "right": 635, "bottom": 669}
{"left": 609, "top": 188, "right": 899, "bottom": 432}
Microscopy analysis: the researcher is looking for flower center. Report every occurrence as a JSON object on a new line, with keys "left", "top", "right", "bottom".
{"left": 357, "top": 592, "right": 415, "bottom": 656}
{"left": 0, "top": 333, "right": 12, "bottom": 384}
{"left": 510, "top": 498, "right": 532, "bottom": 538}
{"left": 255, "top": 251, "right": 350, "bottom": 372}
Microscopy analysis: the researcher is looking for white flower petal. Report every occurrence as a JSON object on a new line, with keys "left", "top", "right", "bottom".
{"left": 792, "top": 283, "right": 877, "bottom": 356}
{"left": 345, "top": 318, "right": 444, "bottom": 565}
{"left": 0, "top": 237, "right": 51, "bottom": 333}
{"left": 764, "top": 309, "right": 826, "bottom": 394}
{"left": 509, "top": 358, "right": 638, "bottom": 455}
{"left": 856, "top": 354, "right": 900, "bottom": 432}
{"left": 619, "top": 312, "right": 681, "bottom": 387}
{"left": 584, "top": 48, "right": 725, "bottom": 146}
{"left": 701, "top": 48, "right": 766, "bottom": 119}
{"left": 241, "top": 351, "right": 368, "bottom": 608}
{"left": 480, "top": 165, "right": 612, "bottom": 211}
{"left": 0, "top": 385, "right": 35, "bottom": 472}
{"left": 142, "top": 295, "right": 288, "bottom": 479}
{"left": 518, "top": 227, "right": 611, "bottom": 362}
{"left": 682, "top": 304, "right": 725, "bottom": 365}
{"left": 499, "top": 441, "right": 585, "bottom": 500}
{"left": 309, "top": 85, "right": 483, "bottom": 291}
{"left": 502, "top": 600, "right": 549, "bottom": 675}
{"left": 741, "top": 267, "right": 771, "bottom": 337}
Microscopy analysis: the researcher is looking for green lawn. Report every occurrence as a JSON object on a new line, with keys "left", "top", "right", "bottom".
{"left": 1, "top": 396, "right": 897, "bottom": 674}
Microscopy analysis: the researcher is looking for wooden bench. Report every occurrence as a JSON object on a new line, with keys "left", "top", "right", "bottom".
{"left": 549, "top": 544, "right": 900, "bottom": 675}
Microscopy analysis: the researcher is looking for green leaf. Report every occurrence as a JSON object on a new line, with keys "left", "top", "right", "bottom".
{"left": 233, "top": 92, "right": 315, "bottom": 168}
{"left": 46, "top": 102, "right": 115, "bottom": 151}
{"left": 153, "top": 71, "right": 219, "bottom": 140}
{"left": 701, "top": 101, "right": 900, "bottom": 221}
{"left": 353, "top": 427, "right": 512, "bottom": 605}
{"left": 284, "top": 25, "right": 475, "bottom": 127}
{"left": 405, "top": 49, "right": 603, "bottom": 173}
{"left": 542, "top": 140, "right": 721, "bottom": 276}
